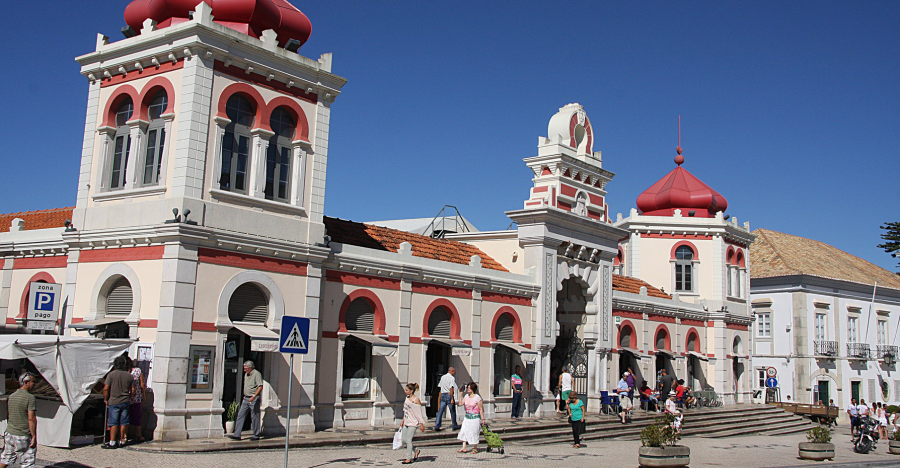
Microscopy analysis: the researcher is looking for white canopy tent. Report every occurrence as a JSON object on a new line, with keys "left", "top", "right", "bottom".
{"left": 0, "top": 335, "right": 132, "bottom": 412}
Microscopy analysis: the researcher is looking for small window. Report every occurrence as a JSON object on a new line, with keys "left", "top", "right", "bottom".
{"left": 619, "top": 326, "right": 632, "bottom": 348}
{"left": 848, "top": 317, "right": 858, "bottom": 343}
{"left": 655, "top": 329, "right": 667, "bottom": 350}
{"left": 674, "top": 245, "right": 695, "bottom": 292}
{"left": 687, "top": 333, "right": 697, "bottom": 352}
{"left": 188, "top": 345, "right": 214, "bottom": 393}
{"left": 264, "top": 107, "right": 295, "bottom": 202}
{"left": 142, "top": 90, "right": 168, "bottom": 186}
{"left": 109, "top": 98, "right": 134, "bottom": 190}
{"left": 427, "top": 306, "right": 452, "bottom": 337}
{"left": 878, "top": 320, "right": 887, "bottom": 345}
{"left": 495, "top": 313, "right": 515, "bottom": 342}
{"left": 228, "top": 283, "right": 268, "bottom": 323}
{"left": 815, "top": 314, "right": 827, "bottom": 341}
{"left": 220, "top": 94, "right": 255, "bottom": 194}
{"left": 757, "top": 369, "right": 766, "bottom": 389}
{"left": 757, "top": 313, "right": 771, "bottom": 338}
{"left": 732, "top": 336, "right": 743, "bottom": 355}
{"left": 106, "top": 277, "right": 133, "bottom": 316}
{"left": 345, "top": 298, "right": 375, "bottom": 333}
{"left": 341, "top": 336, "right": 371, "bottom": 399}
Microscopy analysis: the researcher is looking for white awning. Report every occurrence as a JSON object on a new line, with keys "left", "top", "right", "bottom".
{"left": 655, "top": 349, "right": 677, "bottom": 358}
{"left": 427, "top": 337, "right": 472, "bottom": 356}
{"left": 621, "top": 347, "right": 648, "bottom": 358}
{"left": 688, "top": 351, "right": 709, "bottom": 361}
{"left": 232, "top": 323, "right": 279, "bottom": 352}
{"left": 343, "top": 332, "right": 398, "bottom": 356}
{"left": 67, "top": 317, "right": 126, "bottom": 330}
{"left": 496, "top": 342, "right": 539, "bottom": 362}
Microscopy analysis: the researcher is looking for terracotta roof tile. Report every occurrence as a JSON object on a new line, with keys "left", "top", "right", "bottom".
{"left": 750, "top": 228, "right": 900, "bottom": 290}
{"left": 612, "top": 274, "right": 671, "bottom": 299}
{"left": 0, "top": 207, "right": 74, "bottom": 233}
{"left": 324, "top": 216, "right": 508, "bottom": 272}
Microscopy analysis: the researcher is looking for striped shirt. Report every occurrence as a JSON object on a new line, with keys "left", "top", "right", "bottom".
{"left": 7, "top": 389, "right": 36, "bottom": 437}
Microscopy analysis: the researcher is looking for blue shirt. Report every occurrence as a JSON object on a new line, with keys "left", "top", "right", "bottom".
{"left": 617, "top": 379, "right": 629, "bottom": 396}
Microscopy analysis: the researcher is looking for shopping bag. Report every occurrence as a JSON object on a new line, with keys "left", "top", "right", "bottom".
{"left": 392, "top": 428, "right": 403, "bottom": 450}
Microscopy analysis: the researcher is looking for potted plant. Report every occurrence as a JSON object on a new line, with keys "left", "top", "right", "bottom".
{"left": 799, "top": 425, "right": 834, "bottom": 461}
{"left": 224, "top": 400, "right": 239, "bottom": 434}
{"left": 639, "top": 414, "right": 690, "bottom": 467}
{"left": 890, "top": 428, "right": 900, "bottom": 455}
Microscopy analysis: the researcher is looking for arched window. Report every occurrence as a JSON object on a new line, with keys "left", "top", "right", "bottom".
{"left": 106, "top": 277, "right": 133, "bottom": 316}
{"left": 687, "top": 333, "right": 697, "bottom": 352}
{"left": 732, "top": 336, "right": 743, "bottom": 355}
{"left": 109, "top": 98, "right": 134, "bottom": 190}
{"left": 619, "top": 325, "right": 633, "bottom": 348}
{"left": 345, "top": 298, "right": 375, "bottom": 333}
{"left": 264, "top": 107, "right": 295, "bottom": 202}
{"left": 655, "top": 329, "right": 668, "bottom": 350}
{"left": 220, "top": 94, "right": 255, "bottom": 194}
{"left": 228, "top": 283, "right": 268, "bottom": 323}
{"left": 142, "top": 90, "right": 168, "bottom": 186}
{"left": 494, "top": 313, "right": 515, "bottom": 342}
{"left": 427, "top": 306, "right": 452, "bottom": 337}
{"left": 674, "top": 245, "right": 695, "bottom": 292}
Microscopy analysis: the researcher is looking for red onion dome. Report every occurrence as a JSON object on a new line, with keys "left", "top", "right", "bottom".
{"left": 635, "top": 157, "right": 728, "bottom": 218}
{"left": 124, "top": 0, "right": 311, "bottom": 49}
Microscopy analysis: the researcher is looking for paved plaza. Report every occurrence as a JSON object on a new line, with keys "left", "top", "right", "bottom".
{"left": 26, "top": 427, "right": 900, "bottom": 468}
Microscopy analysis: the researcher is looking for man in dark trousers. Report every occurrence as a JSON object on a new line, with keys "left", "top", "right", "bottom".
{"left": 658, "top": 369, "right": 676, "bottom": 400}
{"left": 103, "top": 355, "right": 133, "bottom": 449}
{"left": 511, "top": 365, "right": 524, "bottom": 419}
{"left": 229, "top": 360, "right": 263, "bottom": 440}
{"left": 0, "top": 373, "right": 37, "bottom": 468}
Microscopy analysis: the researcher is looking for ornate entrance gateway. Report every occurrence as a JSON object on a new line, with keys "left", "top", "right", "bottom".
{"left": 553, "top": 278, "right": 589, "bottom": 405}
{"left": 563, "top": 331, "right": 589, "bottom": 398}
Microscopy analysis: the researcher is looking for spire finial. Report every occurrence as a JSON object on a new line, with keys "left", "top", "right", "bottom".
{"left": 675, "top": 115, "right": 684, "bottom": 165}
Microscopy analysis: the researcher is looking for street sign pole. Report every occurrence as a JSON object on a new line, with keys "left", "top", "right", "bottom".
{"left": 285, "top": 353, "right": 293, "bottom": 468}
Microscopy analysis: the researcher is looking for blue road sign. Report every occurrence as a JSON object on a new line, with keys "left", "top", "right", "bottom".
{"left": 279, "top": 316, "right": 310, "bottom": 354}
{"left": 766, "top": 377, "right": 778, "bottom": 388}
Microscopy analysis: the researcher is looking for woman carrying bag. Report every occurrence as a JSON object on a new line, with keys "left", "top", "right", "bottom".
{"left": 399, "top": 383, "right": 426, "bottom": 464}
{"left": 566, "top": 391, "right": 586, "bottom": 448}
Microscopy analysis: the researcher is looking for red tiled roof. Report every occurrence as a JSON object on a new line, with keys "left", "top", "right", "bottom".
{"left": 324, "top": 216, "right": 508, "bottom": 272}
{"left": 750, "top": 229, "right": 900, "bottom": 289}
{"left": 612, "top": 274, "right": 671, "bottom": 299}
{"left": 0, "top": 207, "right": 74, "bottom": 233}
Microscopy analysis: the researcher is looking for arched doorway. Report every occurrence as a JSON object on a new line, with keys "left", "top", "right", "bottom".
{"left": 654, "top": 328, "right": 674, "bottom": 386}
{"left": 223, "top": 283, "right": 269, "bottom": 418}
{"left": 552, "top": 278, "right": 589, "bottom": 401}
{"left": 617, "top": 323, "right": 644, "bottom": 387}
{"left": 425, "top": 306, "right": 452, "bottom": 418}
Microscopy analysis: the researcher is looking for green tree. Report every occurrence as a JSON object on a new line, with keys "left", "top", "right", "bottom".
{"left": 878, "top": 221, "right": 900, "bottom": 271}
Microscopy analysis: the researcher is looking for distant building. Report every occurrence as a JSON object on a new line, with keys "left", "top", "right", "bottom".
{"left": 749, "top": 229, "right": 900, "bottom": 408}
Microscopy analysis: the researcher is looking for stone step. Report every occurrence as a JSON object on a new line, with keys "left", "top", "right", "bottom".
{"left": 704, "top": 418, "right": 814, "bottom": 438}
{"left": 411, "top": 405, "right": 799, "bottom": 447}
{"left": 756, "top": 420, "right": 817, "bottom": 437}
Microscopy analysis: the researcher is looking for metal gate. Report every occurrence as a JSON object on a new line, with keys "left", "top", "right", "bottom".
{"left": 564, "top": 334, "right": 589, "bottom": 404}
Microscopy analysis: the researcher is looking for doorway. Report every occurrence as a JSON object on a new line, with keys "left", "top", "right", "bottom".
{"left": 555, "top": 278, "right": 589, "bottom": 403}
{"left": 851, "top": 381, "right": 861, "bottom": 402}
{"left": 222, "top": 330, "right": 265, "bottom": 431}
{"left": 817, "top": 380, "right": 830, "bottom": 405}
{"left": 425, "top": 341, "right": 450, "bottom": 418}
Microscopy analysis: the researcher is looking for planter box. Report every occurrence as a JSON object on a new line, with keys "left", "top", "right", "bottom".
{"left": 225, "top": 421, "right": 235, "bottom": 435}
{"left": 638, "top": 446, "right": 691, "bottom": 468}
{"left": 798, "top": 442, "right": 835, "bottom": 461}
{"left": 889, "top": 440, "right": 900, "bottom": 455}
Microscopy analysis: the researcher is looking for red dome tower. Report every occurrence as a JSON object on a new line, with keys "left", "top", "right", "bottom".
{"left": 635, "top": 148, "right": 728, "bottom": 218}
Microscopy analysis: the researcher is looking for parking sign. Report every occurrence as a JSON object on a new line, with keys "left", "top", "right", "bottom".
{"left": 27, "top": 282, "right": 62, "bottom": 323}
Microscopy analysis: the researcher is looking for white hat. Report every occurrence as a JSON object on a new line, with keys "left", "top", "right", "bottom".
{"left": 669, "top": 391, "right": 677, "bottom": 396}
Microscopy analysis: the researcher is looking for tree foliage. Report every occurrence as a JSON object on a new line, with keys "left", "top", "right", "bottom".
{"left": 878, "top": 221, "right": 900, "bottom": 271}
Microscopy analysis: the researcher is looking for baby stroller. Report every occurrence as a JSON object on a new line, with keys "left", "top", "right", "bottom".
{"left": 482, "top": 425, "right": 504, "bottom": 454}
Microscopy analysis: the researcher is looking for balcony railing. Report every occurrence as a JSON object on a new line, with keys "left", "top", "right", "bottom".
{"left": 814, "top": 340, "right": 838, "bottom": 357}
{"left": 877, "top": 345, "right": 899, "bottom": 361}
{"left": 847, "top": 342, "right": 871, "bottom": 360}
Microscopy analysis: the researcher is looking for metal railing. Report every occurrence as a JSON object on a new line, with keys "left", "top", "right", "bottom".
{"left": 847, "top": 342, "right": 871, "bottom": 360}
{"left": 877, "top": 345, "right": 899, "bottom": 361}
{"left": 814, "top": 340, "right": 838, "bottom": 357}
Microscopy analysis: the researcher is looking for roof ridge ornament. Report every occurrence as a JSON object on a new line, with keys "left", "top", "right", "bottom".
{"left": 675, "top": 115, "right": 684, "bottom": 166}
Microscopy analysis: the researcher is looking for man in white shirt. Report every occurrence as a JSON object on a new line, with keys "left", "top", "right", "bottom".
{"left": 433, "top": 367, "right": 460, "bottom": 431}
{"left": 617, "top": 374, "right": 633, "bottom": 424}
{"left": 848, "top": 398, "right": 860, "bottom": 436}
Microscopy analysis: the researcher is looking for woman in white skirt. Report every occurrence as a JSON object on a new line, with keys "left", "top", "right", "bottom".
{"left": 456, "top": 382, "right": 485, "bottom": 454}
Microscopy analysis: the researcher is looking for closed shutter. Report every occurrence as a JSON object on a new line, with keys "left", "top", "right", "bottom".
{"left": 228, "top": 283, "right": 268, "bottom": 323}
{"left": 495, "top": 313, "right": 514, "bottom": 342}
{"left": 345, "top": 298, "right": 374, "bottom": 332}
{"left": 428, "top": 307, "right": 452, "bottom": 337}
{"left": 106, "top": 277, "right": 133, "bottom": 316}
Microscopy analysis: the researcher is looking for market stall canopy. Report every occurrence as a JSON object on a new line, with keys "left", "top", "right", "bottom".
{"left": 655, "top": 349, "right": 677, "bottom": 358}
{"left": 426, "top": 337, "right": 472, "bottom": 356}
{"left": 0, "top": 335, "right": 132, "bottom": 413}
{"left": 341, "top": 333, "right": 397, "bottom": 356}
{"left": 496, "top": 342, "right": 539, "bottom": 362}
{"left": 621, "top": 347, "right": 648, "bottom": 358}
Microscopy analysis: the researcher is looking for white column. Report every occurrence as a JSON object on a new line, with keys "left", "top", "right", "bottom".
{"left": 125, "top": 121, "right": 147, "bottom": 189}
{"left": 249, "top": 129, "right": 274, "bottom": 198}
{"left": 290, "top": 142, "right": 309, "bottom": 208}
{"left": 332, "top": 337, "right": 346, "bottom": 428}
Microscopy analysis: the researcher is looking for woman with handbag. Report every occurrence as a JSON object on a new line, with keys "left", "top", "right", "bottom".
{"left": 566, "top": 391, "right": 586, "bottom": 448}
{"left": 399, "top": 383, "right": 426, "bottom": 464}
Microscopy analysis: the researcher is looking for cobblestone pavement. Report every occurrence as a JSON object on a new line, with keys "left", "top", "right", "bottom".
{"left": 31, "top": 427, "right": 900, "bottom": 468}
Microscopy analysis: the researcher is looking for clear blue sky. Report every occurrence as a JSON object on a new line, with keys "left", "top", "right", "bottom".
{"left": 1, "top": 1, "right": 898, "bottom": 271}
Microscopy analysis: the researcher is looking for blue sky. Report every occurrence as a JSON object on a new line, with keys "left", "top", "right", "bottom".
{"left": 0, "top": 1, "right": 897, "bottom": 271}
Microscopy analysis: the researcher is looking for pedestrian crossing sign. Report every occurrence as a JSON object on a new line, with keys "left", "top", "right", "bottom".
{"left": 279, "top": 316, "right": 310, "bottom": 354}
